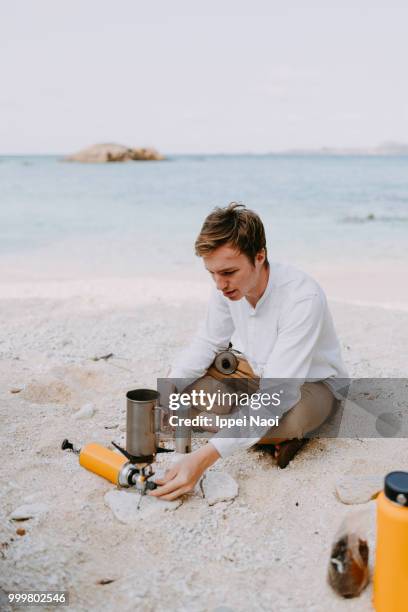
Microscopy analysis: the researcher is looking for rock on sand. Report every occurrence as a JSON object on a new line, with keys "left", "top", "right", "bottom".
{"left": 10, "top": 503, "right": 49, "bottom": 520}
{"left": 104, "top": 489, "right": 182, "bottom": 524}
{"left": 74, "top": 402, "right": 95, "bottom": 420}
{"left": 335, "top": 475, "right": 384, "bottom": 504}
{"left": 202, "top": 471, "right": 239, "bottom": 506}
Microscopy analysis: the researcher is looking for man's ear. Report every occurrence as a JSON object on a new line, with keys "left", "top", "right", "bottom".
{"left": 255, "top": 249, "right": 266, "bottom": 266}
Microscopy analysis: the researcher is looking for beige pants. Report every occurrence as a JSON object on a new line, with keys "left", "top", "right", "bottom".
{"left": 187, "top": 369, "right": 336, "bottom": 443}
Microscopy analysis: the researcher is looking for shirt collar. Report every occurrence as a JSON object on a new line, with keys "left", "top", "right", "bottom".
{"left": 245, "top": 265, "right": 272, "bottom": 313}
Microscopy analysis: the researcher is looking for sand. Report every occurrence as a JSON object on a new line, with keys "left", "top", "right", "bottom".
{"left": 1, "top": 270, "right": 407, "bottom": 611}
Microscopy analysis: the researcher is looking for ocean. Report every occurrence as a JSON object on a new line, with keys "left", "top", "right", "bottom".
{"left": 1, "top": 154, "right": 407, "bottom": 281}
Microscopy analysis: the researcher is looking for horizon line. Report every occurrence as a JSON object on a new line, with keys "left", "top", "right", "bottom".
{"left": 2, "top": 141, "right": 408, "bottom": 157}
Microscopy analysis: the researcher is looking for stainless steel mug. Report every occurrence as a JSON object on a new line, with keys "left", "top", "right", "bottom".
{"left": 126, "top": 389, "right": 159, "bottom": 459}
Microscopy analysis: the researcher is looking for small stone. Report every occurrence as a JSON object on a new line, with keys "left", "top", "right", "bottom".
{"left": 78, "top": 533, "right": 89, "bottom": 543}
{"left": 74, "top": 403, "right": 95, "bottom": 420}
{"left": 16, "top": 528, "right": 26, "bottom": 536}
{"left": 10, "top": 502, "right": 49, "bottom": 521}
{"left": 10, "top": 387, "right": 24, "bottom": 394}
{"left": 336, "top": 475, "right": 383, "bottom": 505}
{"left": 202, "top": 471, "right": 239, "bottom": 506}
{"left": 104, "top": 489, "right": 182, "bottom": 524}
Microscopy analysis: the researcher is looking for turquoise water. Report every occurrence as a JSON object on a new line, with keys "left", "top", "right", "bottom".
{"left": 1, "top": 154, "right": 407, "bottom": 278}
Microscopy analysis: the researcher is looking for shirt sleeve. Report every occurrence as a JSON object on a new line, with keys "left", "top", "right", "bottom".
{"left": 169, "top": 287, "right": 235, "bottom": 381}
{"left": 211, "top": 291, "right": 325, "bottom": 458}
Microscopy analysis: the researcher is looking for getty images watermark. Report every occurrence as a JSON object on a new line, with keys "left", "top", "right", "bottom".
{"left": 158, "top": 378, "right": 408, "bottom": 439}
{"left": 167, "top": 388, "right": 282, "bottom": 429}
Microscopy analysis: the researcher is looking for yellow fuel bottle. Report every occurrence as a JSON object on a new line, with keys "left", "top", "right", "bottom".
{"left": 74, "top": 441, "right": 158, "bottom": 492}
{"left": 374, "top": 471, "right": 408, "bottom": 611}
{"left": 79, "top": 443, "right": 127, "bottom": 485}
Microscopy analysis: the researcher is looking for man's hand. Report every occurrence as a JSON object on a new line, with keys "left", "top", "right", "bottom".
{"left": 149, "top": 443, "right": 220, "bottom": 501}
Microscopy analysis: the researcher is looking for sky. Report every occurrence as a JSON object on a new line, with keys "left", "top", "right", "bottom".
{"left": 1, "top": 0, "right": 408, "bottom": 154}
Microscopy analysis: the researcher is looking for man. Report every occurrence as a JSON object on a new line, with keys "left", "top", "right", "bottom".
{"left": 150, "top": 203, "right": 347, "bottom": 501}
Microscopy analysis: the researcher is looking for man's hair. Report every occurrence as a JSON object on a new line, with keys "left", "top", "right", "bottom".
{"left": 195, "top": 202, "right": 268, "bottom": 266}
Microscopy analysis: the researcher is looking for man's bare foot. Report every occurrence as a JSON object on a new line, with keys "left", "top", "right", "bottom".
{"left": 255, "top": 439, "right": 308, "bottom": 468}
{"left": 274, "top": 438, "right": 308, "bottom": 468}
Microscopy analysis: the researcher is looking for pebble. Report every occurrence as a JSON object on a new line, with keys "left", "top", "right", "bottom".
{"left": 104, "top": 489, "right": 182, "bottom": 524}
{"left": 202, "top": 471, "right": 239, "bottom": 506}
{"left": 336, "top": 475, "right": 383, "bottom": 504}
{"left": 74, "top": 403, "right": 95, "bottom": 420}
{"left": 10, "top": 502, "right": 49, "bottom": 521}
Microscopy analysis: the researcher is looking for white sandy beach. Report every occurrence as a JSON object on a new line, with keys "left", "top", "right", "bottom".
{"left": 1, "top": 266, "right": 407, "bottom": 611}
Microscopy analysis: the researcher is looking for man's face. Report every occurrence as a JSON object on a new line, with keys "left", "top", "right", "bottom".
{"left": 203, "top": 244, "right": 265, "bottom": 301}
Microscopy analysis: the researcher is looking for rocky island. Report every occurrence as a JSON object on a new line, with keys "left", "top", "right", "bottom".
{"left": 64, "top": 143, "right": 164, "bottom": 162}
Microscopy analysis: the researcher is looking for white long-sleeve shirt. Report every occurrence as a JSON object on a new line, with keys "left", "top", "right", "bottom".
{"left": 170, "top": 262, "right": 348, "bottom": 457}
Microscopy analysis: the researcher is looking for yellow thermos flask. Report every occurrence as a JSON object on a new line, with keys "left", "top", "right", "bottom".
{"left": 374, "top": 471, "right": 408, "bottom": 611}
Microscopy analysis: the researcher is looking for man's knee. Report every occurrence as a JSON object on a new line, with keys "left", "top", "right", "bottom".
{"left": 260, "top": 382, "right": 335, "bottom": 443}
{"left": 284, "top": 382, "right": 335, "bottom": 438}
